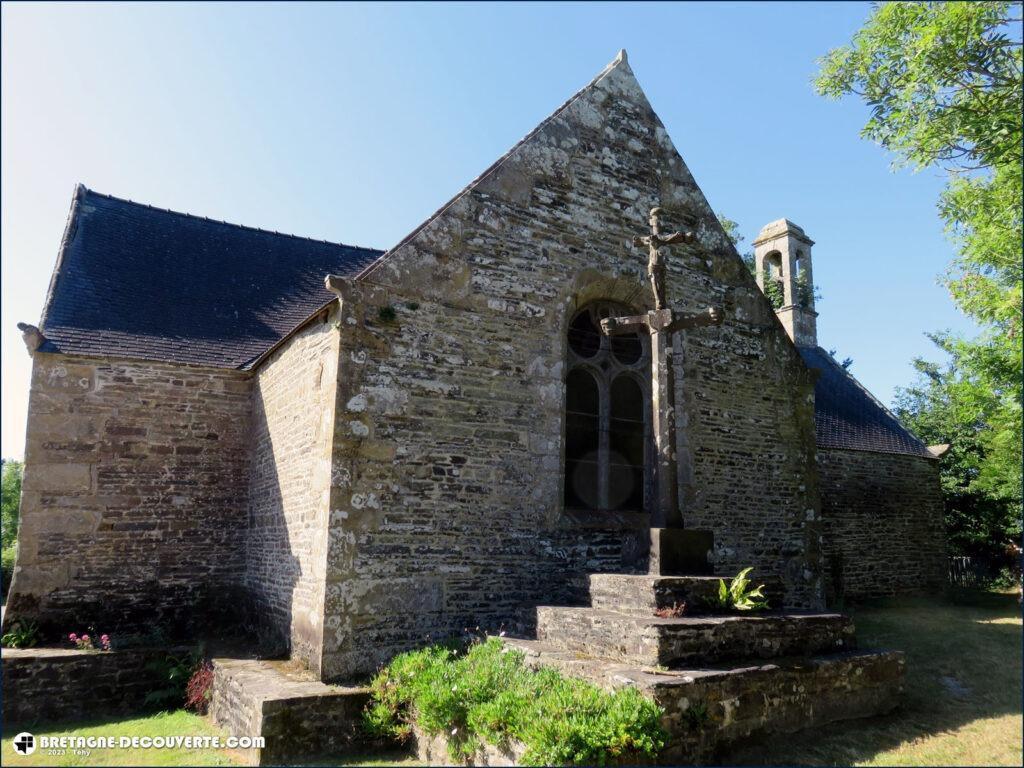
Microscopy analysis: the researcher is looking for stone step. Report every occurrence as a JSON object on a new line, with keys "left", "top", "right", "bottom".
{"left": 535, "top": 606, "right": 855, "bottom": 667}
{"left": 587, "top": 572, "right": 787, "bottom": 617}
{"left": 501, "top": 636, "right": 904, "bottom": 764}
{"left": 209, "top": 657, "right": 371, "bottom": 766}
{"left": 588, "top": 573, "right": 723, "bottom": 616}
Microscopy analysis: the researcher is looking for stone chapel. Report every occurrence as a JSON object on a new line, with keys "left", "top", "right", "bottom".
{"left": 4, "top": 51, "right": 945, "bottom": 682}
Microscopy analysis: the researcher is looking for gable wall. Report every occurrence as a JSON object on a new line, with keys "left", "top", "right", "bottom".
{"left": 320, "top": 57, "right": 823, "bottom": 680}
{"left": 2, "top": 353, "right": 252, "bottom": 638}
{"left": 818, "top": 448, "right": 946, "bottom": 600}
{"left": 245, "top": 306, "right": 339, "bottom": 674}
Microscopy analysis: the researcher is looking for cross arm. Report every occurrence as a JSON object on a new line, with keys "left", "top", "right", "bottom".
{"left": 600, "top": 314, "right": 650, "bottom": 336}
{"left": 666, "top": 306, "right": 724, "bottom": 333}
{"left": 659, "top": 231, "right": 695, "bottom": 246}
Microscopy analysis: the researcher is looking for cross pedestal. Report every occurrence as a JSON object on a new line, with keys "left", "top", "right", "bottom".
{"left": 649, "top": 528, "right": 715, "bottom": 576}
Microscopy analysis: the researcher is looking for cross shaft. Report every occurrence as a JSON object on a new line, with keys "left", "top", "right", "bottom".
{"left": 600, "top": 207, "right": 723, "bottom": 569}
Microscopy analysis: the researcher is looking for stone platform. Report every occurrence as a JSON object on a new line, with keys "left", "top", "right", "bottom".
{"left": 503, "top": 637, "right": 903, "bottom": 763}
{"left": 209, "top": 657, "right": 371, "bottom": 766}
{"left": 507, "top": 572, "right": 903, "bottom": 764}
{"left": 536, "top": 606, "right": 854, "bottom": 666}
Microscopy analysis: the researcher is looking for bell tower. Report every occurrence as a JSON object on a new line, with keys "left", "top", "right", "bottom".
{"left": 753, "top": 218, "right": 818, "bottom": 347}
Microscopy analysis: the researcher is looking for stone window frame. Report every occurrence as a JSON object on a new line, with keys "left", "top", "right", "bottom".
{"left": 563, "top": 300, "right": 654, "bottom": 518}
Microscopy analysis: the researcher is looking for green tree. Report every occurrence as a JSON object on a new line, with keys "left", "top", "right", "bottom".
{"left": 816, "top": 1, "right": 1023, "bottom": 535}
{"left": 719, "top": 214, "right": 786, "bottom": 310}
{"left": 895, "top": 340, "right": 1021, "bottom": 562}
{"left": 1, "top": 460, "right": 23, "bottom": 551}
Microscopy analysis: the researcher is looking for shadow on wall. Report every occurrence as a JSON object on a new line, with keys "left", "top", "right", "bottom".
{"left": 241, "top": 405, "right": 308, "bottom": 664}
{"left": 241, "top": 315, "right": 340, "bottom": 672}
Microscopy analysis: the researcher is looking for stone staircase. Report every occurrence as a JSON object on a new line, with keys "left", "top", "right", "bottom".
{"left": 505, "top": 573, "right": 904, "bottom": 764}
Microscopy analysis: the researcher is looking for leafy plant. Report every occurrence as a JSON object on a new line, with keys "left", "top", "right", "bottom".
{"left": 184, "top": 661, "right": 215, "bottom": 714}
{"left": 763, "top": 278, "right": 785, "bottom": 310}
{"left": 1, "top": 619, "right": 39, "bottom": 648}
{"left": 706, "top": 568, "right": 769, "bottom": 612}
{"left": 795, "top": 269, "right": 820, "bottom": 309}
{"left": 654, "top": 601, "right": 687, "bottom": 619}
{"left": 364, "top": 637, "right": 667, "bottom": 765}
{"left": 145, "top": 648, "right": 203, "bottom": 710}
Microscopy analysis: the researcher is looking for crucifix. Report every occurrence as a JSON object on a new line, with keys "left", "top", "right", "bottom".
{"left": 601, "top": 207, "right": 723, "bottom": 574}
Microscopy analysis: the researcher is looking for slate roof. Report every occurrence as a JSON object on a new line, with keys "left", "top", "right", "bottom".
{"left": 799, "top": 346, "right": 932, "bottom": 458}
{"left": 38, "top": 186, "right": 383, "bottom": 369}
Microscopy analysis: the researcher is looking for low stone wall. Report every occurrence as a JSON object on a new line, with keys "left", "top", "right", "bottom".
{"left": 414, "top": 727, "right": 524, "bottom": 767}
{"left": 209, "top": 657, "right": 372, "bottom": 766}
{"left": 656, "top": 650, "right": 905, "bottom": 762}
{"left": 1, "top": 647, "right": 185, "bottom": 727}
{"left": 505, "top": 637, "right": 904, "bottom": 766}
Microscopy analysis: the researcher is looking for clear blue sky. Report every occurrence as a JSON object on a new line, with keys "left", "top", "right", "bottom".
{"left": 1, "top": 2, "right": 977, "bottom": 458}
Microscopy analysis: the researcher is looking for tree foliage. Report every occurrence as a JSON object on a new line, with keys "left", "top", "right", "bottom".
{"left": 895, "top": 337, "right": 1021, "bottom": 561}
{"left": 815, "top": 2, "right": 1022, "bottom": 172}
{"left": 719, "top": 214, "right": 785, "bottom": 310}
{"left": 816, "top": 1, "right": 1023, "bottom": 552}
{"left": 1, "top": 460, "right": 23, "bottom": 551}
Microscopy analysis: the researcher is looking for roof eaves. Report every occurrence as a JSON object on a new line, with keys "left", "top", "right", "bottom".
{"left": 815, "top": 347, "right": 931, "bottom": 457}
{"left": 242, "top": 298, "right": 336, "bottom": 372}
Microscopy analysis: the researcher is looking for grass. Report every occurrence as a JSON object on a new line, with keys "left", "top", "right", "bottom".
{"left": 2, "top": 711, "right": 237, "bottom": 767}
{"left": 3, "top": 592, "right": 1019, "bottom": 767}
{"left": 726, "top": 590, "right": 1023, "bottom": 766}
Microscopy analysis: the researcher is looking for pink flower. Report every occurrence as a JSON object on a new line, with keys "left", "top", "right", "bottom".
{"left": 81, "top": 635, "right": 90, "bottom": 643}
{"left": 100, "top": 635, "right": 109, "bottom": 642}
{"left": 69, "top": 633, "right": 78, "bottom": 641}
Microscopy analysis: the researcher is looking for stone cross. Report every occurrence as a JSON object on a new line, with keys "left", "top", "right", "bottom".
{"left": 601, "top": 207, "right": 723, "bottom": 572}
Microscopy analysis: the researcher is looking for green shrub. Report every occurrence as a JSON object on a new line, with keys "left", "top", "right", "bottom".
{"left": 1, "top": 544, "right": 16, "bottom": 602}
{"left": 145, "top": 648, "right": 203, "bottom": 710}
{"left": 364, "top": 637, "right": 666, "bottom": 765}
{"left": 1, "top": 460, "right": 23, "bottom": 552}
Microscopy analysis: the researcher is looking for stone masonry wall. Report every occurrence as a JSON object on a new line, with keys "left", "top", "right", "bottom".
{"left": 2, "top": 353, "right": 252, "bottom": 638}
{"left": 245, "top": 307, "right": 339, "bottom": 675}
{"left": 319, "top": 53, "right": 823, "bottom": 680}
{"left": 818, "top": 448, "right": 946, "bottom": 601}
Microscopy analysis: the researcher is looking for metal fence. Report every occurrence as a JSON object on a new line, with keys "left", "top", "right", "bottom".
{"left": 948, "top": 555, "right": 993, "bottom": 587}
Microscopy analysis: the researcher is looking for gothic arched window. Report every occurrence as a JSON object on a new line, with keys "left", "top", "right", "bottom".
{"left": 564, "top": 302, "right": 651, "bottom": 513}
